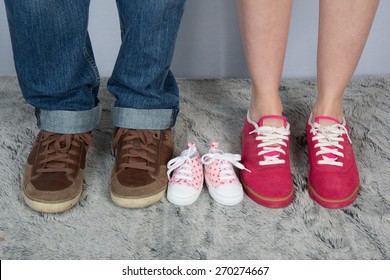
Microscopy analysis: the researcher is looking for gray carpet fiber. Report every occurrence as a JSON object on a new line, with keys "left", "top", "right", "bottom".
{"left": 0, "top": 76, "right": 389, "bottom": 260}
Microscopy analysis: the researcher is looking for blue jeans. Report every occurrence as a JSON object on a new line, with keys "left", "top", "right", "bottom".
{"left": 5, "top": 0, "right": 186, "bottom": 133}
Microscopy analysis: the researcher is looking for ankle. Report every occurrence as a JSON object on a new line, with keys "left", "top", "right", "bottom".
{"left": 312, "top": 101, "right": 343, "bottom": 122}
{"left": 248, "top": 108, "right": 285, "bottom": 128}
{"left": 249, "top": 90, "right": 283, "bottom": 123}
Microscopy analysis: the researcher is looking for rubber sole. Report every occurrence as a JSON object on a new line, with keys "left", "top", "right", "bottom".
{"left": 166, "top": 184, "right": 202, "bottom": 206}
{"left": 208, "top": 187, "right": 243, "bottom": 206}
{"left": 309, "top": 184, "right": 360, "bottom": 209}
{"left": 111, "top": 189, "right": 166, "bottom": 208}
{"left": 23, "top": 191, "right": 82, "bottom": 213}
{"left": 205, "top": 178, "right": 243, "bottom": 206}
{"left": 242, "top": 181, "right": 294, "bottom": 208}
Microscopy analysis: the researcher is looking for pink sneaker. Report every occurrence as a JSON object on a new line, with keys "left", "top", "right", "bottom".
{"left": 166, "top": 143, "right": 203, "bottom": 206}
{"left": 202, "top": 142, "right": 247, "bottom": 206}
{"left": 306, "top": 114, "right": 359, "bottom": 208}
{"left": 241, "top": 113, "right": 294, "bottom": 208}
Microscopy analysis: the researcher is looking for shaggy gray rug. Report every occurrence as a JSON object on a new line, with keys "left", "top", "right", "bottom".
{"left": 0, "top": 76, "right": 389, "bottom": 260}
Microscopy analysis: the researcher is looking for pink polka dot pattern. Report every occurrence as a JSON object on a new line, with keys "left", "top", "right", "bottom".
{"left": 204, "top": 159, "right": 240, "bottom": 189}
{"left": 170, "top": 156, "right": 204, "bottom": 190}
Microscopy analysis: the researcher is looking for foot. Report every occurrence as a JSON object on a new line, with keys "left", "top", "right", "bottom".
{"left": 306, "top": 114, "right": 359, "bottom": 208}
{"left": 110, "top": 128, "right": 173, "bottom": 208}
{"left": 241, "top": 113, "right": 294, "bottom": 208}
{"left": 202, "top": 142, "right": 246, "bottom": 206}
{"left": 23, "top": 131, "right": 94, "bottom": 213}
{"left": 166, "top": 143, "right": 203, "bottom": 206}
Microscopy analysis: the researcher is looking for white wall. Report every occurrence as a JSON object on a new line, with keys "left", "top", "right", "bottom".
{"left": 1, "top": 0, "right": 389, "bottom": 78}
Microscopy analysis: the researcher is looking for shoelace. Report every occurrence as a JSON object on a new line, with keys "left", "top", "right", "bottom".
{"left": 112, "top": 128, "right": 158, "bottom": 172}
{"left": 249, "top": 124, "right": 290, "bottom": 166}
{"left": 36, "top": 132, "right": 94, "bottom": 175}
{"left": 202, "top": 151, "right": 250, "bottom": 180}
{"left": 310, "top": 122, "right": 352, "bottom": 167}
{"left": 166, "top": 146, "right": 198, "bottom": 180}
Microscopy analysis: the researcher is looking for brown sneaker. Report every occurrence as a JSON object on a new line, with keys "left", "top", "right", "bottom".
{"left": 23, "top": 131, "right": 94, "bottom": 213}
{"left": 110, "top": 128, "right": 174, "bottom": 208}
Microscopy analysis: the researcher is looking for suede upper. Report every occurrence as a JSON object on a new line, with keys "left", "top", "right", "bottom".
{"left": 241, "top": 115, "right": 294, "bottom": 207}
{"left": 306, "top": 116, "right": 359, "bottom": 207}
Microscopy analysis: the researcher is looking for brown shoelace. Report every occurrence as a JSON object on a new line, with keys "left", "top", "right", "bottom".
{"left": 112, "top": 128, "right": 158, "bottom": 172}
{"left": 36, "top": 132, "right": 94, "bottom": 175}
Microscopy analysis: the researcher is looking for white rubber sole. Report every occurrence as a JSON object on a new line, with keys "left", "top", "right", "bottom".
{"left": 23, "top": 191, "right": 82, "bottom": 213}
{"left": 167, "top": 185, "right": 202, "bottom": 206}
{"left": 205, "top": 178, "right": 244, "bottom": 206}
{"left": 110, "top": 189, "right": 166, "bottom": 208}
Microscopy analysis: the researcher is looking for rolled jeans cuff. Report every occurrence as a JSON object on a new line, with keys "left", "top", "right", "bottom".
{"left": 112, "top": 106, "right": 178, "bottom": 130}
{"left": 38, "top": 105, "right": 101, "bottom": 134}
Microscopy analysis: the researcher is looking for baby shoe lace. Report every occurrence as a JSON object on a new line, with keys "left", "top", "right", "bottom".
{"left": 36, "top": 132, "right": 94, "bottom": 175}
{"left": 202, "top": 151, "right": 250, "bottom": 181}
{"left": 249, "top": 124, "right": 290, "bottom": 166}
{"left": 310, "top": 122, "right": 352, "bottom": 167}
{"left": 167, "top": 145, "right": 198, "bottom": 180}
{"left": 112, "top": 128, "right": 158, "bottom": 172}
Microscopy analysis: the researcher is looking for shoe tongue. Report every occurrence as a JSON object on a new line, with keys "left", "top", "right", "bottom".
{"left": 256, "top": 116, "right": 287, "bottom": 158}
{"left": 314, "top": 116, "right": 340, "bottom": 125}
{"left": 128, "top": 138, "right": 149, "bottom": 165}
{"left": 209, "top": 142, "right": 224, "bottom": 156}
{"left": 258, "top": 115, "right": 287, "bottom": 127}
{"left": 45, "top": 134, "right": 72, "bottom": 170}
{"left": 182, "top": 143, "right": 197, "bottom": 158}
{"left": 187, "top": 143, "right": 196, "bottom": 148}
{"left": 314, "top": 116, "right": 340, "bottom": 160}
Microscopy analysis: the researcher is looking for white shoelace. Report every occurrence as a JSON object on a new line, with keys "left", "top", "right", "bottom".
{"left": 310, "top": 122, "right": 352, "bottom": 167}
{"left": 202, "top": 151, "right": 250, "bottom": 181}
{"left": 167, "top": 146, "right": 198, "bottom": 181}
{"left": 249, "top": 124, "right": 290, "bottom": 166}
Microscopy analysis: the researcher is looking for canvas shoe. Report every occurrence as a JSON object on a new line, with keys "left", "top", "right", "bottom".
{"left": 110, "top": 128, "right": 174, "bottom": 208}
{"left": 166, "top": 143, "right": 203, "bottom": 206}
{"left": 306, "top": 114, "right": 359, "bottom": 208}
{"left": 23, "top": 131, "right": 94, "bottom": 213}
{"left": 202, "top": 142, "right": 247, "bottom": 206}
{"left": 241, "top": 113, "right": 294, "bottom": 208}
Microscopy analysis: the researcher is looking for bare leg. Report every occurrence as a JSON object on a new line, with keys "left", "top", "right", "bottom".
{"left": 237, "top": 0, "right": 292, "bottom": 126}
{"left": 314, "top": 0, "right": 379, "bottom": 123}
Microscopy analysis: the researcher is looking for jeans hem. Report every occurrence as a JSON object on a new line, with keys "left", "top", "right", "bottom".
{"left": 112, "top": 106, "right": 178, "bottom": 130}
{"left": 38, "top": 105, "right": 101, "bottom": 134}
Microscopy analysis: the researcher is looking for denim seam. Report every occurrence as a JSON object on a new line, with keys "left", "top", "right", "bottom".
{"left": 116, "top": 0, "right": 125, "bottom": 39}
{"left": 82, "top": 46, "right": 100, "bottom": 92}
{"left": 170, "top": 108, "right": 179, "bottom": 127}
{"left": 35, "top": 108, "right": 42, "bottom": 128}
